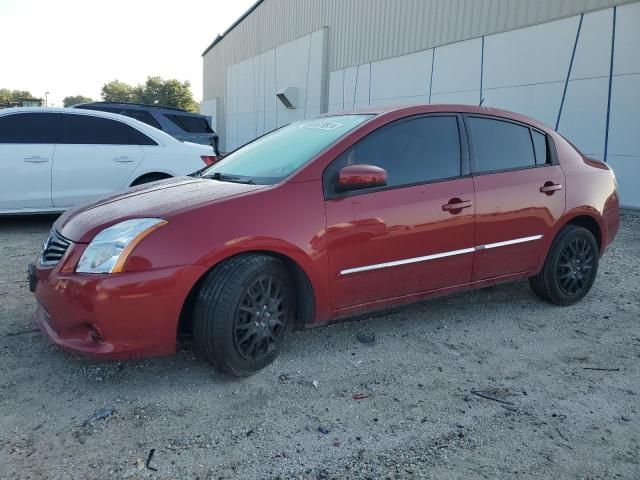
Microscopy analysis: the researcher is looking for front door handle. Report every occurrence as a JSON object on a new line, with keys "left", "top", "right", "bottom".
{"left": 24, "top": 156, "right": 49, "bottom": 163}
{"left": 113, "top": 156, "right": 134, "bottom": 163}
{"left": 540, "top": 182, "right": 563, "bottom": 194}
{"left": 442, "top": 200, "right": 473, "bottom": 212}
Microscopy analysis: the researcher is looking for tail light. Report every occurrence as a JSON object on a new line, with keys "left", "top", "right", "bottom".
{"left": 201, "top": 155, "right": 218, "bottom": 166}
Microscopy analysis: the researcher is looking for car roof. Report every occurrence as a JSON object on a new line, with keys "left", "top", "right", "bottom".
{"left": 0, "top": 107, "right": 180, "bottom": 144}
{"left": 328, "top": 103, "right": 552, "bottom": 133}
{"left": 72, "top": 102, "right": 202, "bottom": 116}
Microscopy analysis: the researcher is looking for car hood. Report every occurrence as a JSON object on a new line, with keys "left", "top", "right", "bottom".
{"left": 55, "top": 176, "right": 266, "bottom": 243}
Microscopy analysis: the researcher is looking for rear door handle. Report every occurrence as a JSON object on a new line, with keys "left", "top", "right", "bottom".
{"left": 24, "top": 156, "right": 48, "bottom": 163}
{"left": 540, "top": 183, "right": 563, "bottom": 194}
{"left": 113, "top": 156, "right": 134, "bottom": 163}
{"left": 442, "top": 200, "right": 473, "bottom": 212}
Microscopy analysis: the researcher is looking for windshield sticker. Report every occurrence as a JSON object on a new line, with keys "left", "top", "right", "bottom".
{"left": 304, "top": 120, "right": 344, "bottom": 131}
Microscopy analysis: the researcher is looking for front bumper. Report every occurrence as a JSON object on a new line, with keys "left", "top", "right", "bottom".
{"left": 32, "top": 260, "right": 207, "bottom": 360}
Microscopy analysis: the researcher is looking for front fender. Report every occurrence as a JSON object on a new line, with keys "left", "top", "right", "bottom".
{"left": 193, "top": 236, "right": 331, "bottom": 323}
{"left": 124, "top": 180, "right": 332, "bottom": 322}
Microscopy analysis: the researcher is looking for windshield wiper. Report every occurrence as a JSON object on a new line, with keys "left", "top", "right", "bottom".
{"left": 205, "top": 172, "right": 255, "bottom": 184}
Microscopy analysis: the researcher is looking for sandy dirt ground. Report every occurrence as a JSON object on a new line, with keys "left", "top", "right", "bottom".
{"left": 0, "top": 214, "right": 638, "bottom": 480}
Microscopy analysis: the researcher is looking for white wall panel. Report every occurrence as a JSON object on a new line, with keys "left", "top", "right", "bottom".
{"left": 369, "top": 94, "right": 428, "bottom": 107}
{"left": 225, "top": 64, "right": 239, "bottom": 151}
{"left": 430, "top": 90, "right": 481, "bottom": 105}
{"left": 238, "top": 58, "right": 256, "bottom": 114}
{"left": 254, "top": 52, "right": 266, "bottom": 135}
{"left": 328, "top": 69, "right": 344, "bottom": 112}
{"left": 483, "top": 83, "right": 564, "bottom": 128}
{"left": 607, "top": 156, "right": 640, "bottom": 207}
{"left": 224, "top": 30, "right": 327, "bottom": 149}
{"left": 558, "top": 77, "right": 609, "bottom": 155}
{"left": 613, "top": 2, "right": 640, "bottom": 74}
{"left": 237, "top": 57, "right": 256, "bottom": 146}
{"left": 483, "top": 17, "right": 579, "bottom": 88}
{"left": 237, "top": 112, "right": 257, "bottom": 147}
{"left": 263, "top": 49, "right": 277, "bottom": 134}
{"left": 570, "top": 9, "right": 613, "bottom": 79}
{"left": 305, "top": 29, "right": 328, "bottom": 115}
{"left": 431, "top": 40, "right": 481, "bottom": 94}
{"left": 275, "top": 34, "right": 311, "bottom": 127}
{"left": 200, "top": 98, "right": 218, "bottom": 131}
{"left": 353, "top": 63, "right": 372, "bottom": 108}
{"left": 608, "top": 73, "right": 640, "bottom": 156}
{"left": 370, "top": 50, "right": 431, "bottom": 103}
{"left": 342, "top": 66, "right": 359, "bottom": 110}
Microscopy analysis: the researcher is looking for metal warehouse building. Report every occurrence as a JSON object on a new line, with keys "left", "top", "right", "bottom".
{"left": 202, "top": 0, "right": 640, "bottom": 208}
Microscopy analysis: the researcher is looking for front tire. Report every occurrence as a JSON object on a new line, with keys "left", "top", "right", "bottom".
{"left": 529, "top": 225, "right": 599, "bottom": 305}
{"left": 193, "top": 255, "right": 294, "bottom": 377}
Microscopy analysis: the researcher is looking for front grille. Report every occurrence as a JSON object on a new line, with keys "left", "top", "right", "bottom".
{"left": 40, "top": 229, "right": 72, "bottom": 266}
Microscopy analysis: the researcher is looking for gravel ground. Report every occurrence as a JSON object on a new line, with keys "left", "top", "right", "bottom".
{"left": 0, "top": 214, "right": 638, "bottom": 480}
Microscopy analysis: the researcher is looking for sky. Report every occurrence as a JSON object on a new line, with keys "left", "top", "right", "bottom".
{"left": 0, "top": 0, "right": 256, "bottom": 106}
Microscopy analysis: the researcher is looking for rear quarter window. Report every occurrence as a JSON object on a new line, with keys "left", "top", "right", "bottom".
{"left": 120, "top": 110, "right": 162, "bottom": 130}
{"left": 166, "top": 114, "right": 213, "bottom": 133}
{"left": 532, "top": 130, "right": 549, "bottom": 165}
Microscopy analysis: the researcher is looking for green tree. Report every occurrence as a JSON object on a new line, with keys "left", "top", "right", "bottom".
{"left": 100, "top": 77, "right": 199, "bottom": 112}
{"left": 62, "top": 95, "right": 94, "bottom": 107}
{"left": 139, "top": 76, "right": 199, "bottom": 112}
{"left": 0, "top": 89, "right": 34, "bottom": 103}
{"left": 101, "top": 80, "right": 135, "bottom": 103}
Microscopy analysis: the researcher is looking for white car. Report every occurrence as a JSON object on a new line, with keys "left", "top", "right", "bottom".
{"left": 0, "top": 107, "right": 217, "bottom": 214}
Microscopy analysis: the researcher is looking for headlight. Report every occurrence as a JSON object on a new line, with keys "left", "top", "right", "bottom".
{"left": 76, "top": 218, "right": 167, "bottom": 274}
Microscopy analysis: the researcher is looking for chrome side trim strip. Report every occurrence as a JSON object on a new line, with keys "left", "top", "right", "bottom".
{"left": 340, "top": 247, "right": 476, "bottom": 275}
{"left": 479, "top": 235, "right": 543, "bottom": 250}
{"left": 339, "top": 235, "right": 543, "bottom": 276}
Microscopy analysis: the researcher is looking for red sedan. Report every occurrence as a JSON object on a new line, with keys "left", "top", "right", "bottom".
{"left": 30, "top": 105, "right": 619, "bottom": 376}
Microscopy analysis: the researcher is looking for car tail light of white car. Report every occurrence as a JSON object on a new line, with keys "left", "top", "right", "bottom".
{"left": 201, "top": 155, "right": 218, "bottom": 166}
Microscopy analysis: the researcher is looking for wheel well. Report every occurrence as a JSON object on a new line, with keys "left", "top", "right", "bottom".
{"left": 566, "top": 215, "right": 602, "bottom": 252}
{"left": 130, "top": 172, "right": 172, "bottom": 186}
{"left": 178, "top": 251, "right": 316, "bottom": 335}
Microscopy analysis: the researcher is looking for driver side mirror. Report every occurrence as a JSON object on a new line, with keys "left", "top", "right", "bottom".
{"left": 337, "top": 164, "right": 387, "bottom": 192}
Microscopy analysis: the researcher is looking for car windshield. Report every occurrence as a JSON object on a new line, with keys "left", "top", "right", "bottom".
{"left": 201, "top": 115, "right": 372, "bottom": 184}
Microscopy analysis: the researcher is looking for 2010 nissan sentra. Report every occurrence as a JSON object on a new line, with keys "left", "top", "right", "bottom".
{"left": 29, "top": 104, "right": 620, "bottom": 377}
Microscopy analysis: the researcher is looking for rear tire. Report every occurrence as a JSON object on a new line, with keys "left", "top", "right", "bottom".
{"left": 193, "top": 255, "right": 294, "bottom": 377}
{"left": 529, "top": 225, "right": 599, "bottom": 305}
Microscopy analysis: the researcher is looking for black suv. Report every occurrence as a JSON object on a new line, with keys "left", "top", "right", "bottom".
{"left": 72, "top": 102, "right": 219, "bottom": 153}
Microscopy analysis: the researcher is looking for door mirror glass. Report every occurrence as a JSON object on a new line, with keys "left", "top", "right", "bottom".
{"left": 338, "top": 164, "right": 387, "bottom": 191}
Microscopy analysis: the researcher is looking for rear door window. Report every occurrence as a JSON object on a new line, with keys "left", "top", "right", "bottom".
{"left": 325, "top": 115, "right": 462, "bottom": 195}
{"left": 467, "top": 117, "right": 535, "bottom": 173}
{"left": 0, "top": 113, "right": 61, "bottom": 143}
{"left": 60, "top": 114, "right": 156, "bottom": 145}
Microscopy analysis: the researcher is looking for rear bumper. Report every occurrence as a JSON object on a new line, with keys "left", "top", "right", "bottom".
{"left": 602, "top": 190, "right": 620, "bottom": 253}
{"left": 33, "top": 261, "right": 206, "bottom": 360}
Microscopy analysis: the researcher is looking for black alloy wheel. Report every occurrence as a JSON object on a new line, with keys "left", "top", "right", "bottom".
{"left": 193, "top": 254, "right": 294, "bottom": 376}
{"left": 234, "top": 274, "right": 288, "bottom": 362}
{"left": 556, "top": 236, "right": 596, "bottom": 296}
{"left": 529, "top": 225, "right": 599, "bottom": 306}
